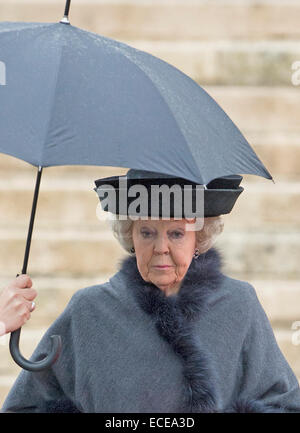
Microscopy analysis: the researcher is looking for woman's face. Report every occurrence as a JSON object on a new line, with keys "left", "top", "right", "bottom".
{"left": 132, "top": 218, "right": 197, "bottom": 296}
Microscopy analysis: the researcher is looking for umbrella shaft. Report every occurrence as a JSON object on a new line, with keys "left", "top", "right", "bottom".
{"left": 21, "top": 166, "right": 43, "bottom": 275}
{"left": 64, "top": 0, "right": 71, "bottom": 18}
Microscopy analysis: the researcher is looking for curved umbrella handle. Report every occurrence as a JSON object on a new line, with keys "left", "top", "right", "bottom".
{"left": 9, "top": 330, "right": 62, "bottom": 372}
{"left": 9, "top": 166, "right": 62, "bottom": 371}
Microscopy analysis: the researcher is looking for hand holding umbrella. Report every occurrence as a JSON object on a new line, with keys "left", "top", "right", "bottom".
{"left": 0, "top": 275, "right": 37, "bottom": 336}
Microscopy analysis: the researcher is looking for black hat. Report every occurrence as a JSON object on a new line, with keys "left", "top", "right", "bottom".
{"left": 94, "top": 169, "right": 244, "bottom": 218}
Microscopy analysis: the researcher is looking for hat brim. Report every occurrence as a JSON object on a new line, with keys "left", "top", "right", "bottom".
{"left": 94, "top": 174, "right": 244, "bottom": 218}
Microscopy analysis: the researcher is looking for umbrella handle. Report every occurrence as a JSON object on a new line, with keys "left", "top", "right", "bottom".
{"left": 9, "top": 166, "right": 62, "bottom": 371}
{"left": 9, "top": 329, "right": 62, "bottom": 372}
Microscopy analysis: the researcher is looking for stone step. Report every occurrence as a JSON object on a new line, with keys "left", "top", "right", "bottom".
{"left": 204, "top": 86, "right": 300, "bottom": 136}
{"left": 250, "top": 280, "right": 300, "bottom": 324}
{"left": 121, "top": 39, "right": 300, "bottom": 86}
{"left": 251, "top": 141, "right": 300, "bottom": 179}
{"left": 0, "top": 227, "right": 125, "bottom": 276}
{"left": 1, "top": 326, "right": 299, "bottom": 408}
{"left": 0, "top": 174, "right": 299, "bottom": 227}
{"left": 223, "top": 179, "right": 300, "bottom": 228}
{"left": 0, "top": 230, "right": 299, "bottom": 279}
{"left": 216, "top": 234, "right": 300, "bottom": 280}
{"left": 1, "top": 0, "right": 300, "bottom": 41}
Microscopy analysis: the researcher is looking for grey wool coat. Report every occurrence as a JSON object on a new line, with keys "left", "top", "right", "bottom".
{"left": 2, "top": 247, "right": 300, "bottom": 413}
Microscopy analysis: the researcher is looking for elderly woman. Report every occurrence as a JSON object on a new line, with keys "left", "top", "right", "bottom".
{"left": 2, "top": 169, "right": 300, "bottom": 413}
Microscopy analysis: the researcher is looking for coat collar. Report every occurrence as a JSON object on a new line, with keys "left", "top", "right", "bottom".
{"left": 118, "top": 246, "right": 224, "bottom": 321}
{"left": 117, "top": 247, "right": 224, "bottom": 412}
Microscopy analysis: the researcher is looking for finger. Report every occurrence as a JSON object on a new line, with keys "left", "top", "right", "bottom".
{"left": 9, "top": 274, "right": 32, "bottom": 290}
{"left": 21, "top": 307, "right": 31, "bottom": 323}
{"left": 19, "top": 288, "right": 37, "bottom": 301}
{"left": 22, "top": 300, "right": 35, "bottom": 314}
{"left": 18, "top": 300, "right": 35, "bottom": 314}
{"left": 14, "top": 303, "right": 31, "bottom": 323}
{"left": 16, "top": 274, "right": 33, "bottom": 289}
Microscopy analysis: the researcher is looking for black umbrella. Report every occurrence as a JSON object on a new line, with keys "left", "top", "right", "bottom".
{"left": 0, "top": 0, "right": 273, "bottom": 371}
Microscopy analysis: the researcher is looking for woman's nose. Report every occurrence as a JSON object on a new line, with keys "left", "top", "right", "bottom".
{"left": 153, "top": 235, "right": 169, "bottom": 254}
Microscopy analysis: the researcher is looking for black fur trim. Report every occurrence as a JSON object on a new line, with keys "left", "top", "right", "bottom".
{"left": 118, "top": 247, "right": 224, "bottom": 412}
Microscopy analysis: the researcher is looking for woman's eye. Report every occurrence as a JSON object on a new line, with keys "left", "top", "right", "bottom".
{"left": 171, "top": 231, "right": 184, "bottom": 239}
{"left": 141, "top": 231, "right": 152, "bottom": 238}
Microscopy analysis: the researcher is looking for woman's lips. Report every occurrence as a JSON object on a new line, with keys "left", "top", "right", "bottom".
{"left": 154, "top": 265, "right": 172, "bottom": 268}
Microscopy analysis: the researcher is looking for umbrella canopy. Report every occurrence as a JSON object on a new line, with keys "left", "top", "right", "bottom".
{"left": 0, "top": 21, "right": 272, "bottom": 185}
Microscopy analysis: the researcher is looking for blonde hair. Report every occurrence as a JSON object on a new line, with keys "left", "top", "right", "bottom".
{"left": 108, "top": 215, "right": 224, "bottom": 255}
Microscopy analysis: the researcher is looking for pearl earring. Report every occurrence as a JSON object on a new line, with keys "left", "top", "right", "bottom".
{"left": 193, "top": 248, "right": 200, "bottom": 259}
